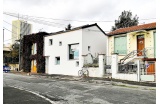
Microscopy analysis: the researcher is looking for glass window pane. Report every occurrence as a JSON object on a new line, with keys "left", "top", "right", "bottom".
{"left": 69, "top": 44, "right": 79, "bottom": 59}
{"left": 114, "top": 36, "right": 127, "bottom": 54}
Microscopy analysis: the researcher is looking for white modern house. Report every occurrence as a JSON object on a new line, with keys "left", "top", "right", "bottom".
{"left": 44, "top": 23, "right": 107, "bottom": 76}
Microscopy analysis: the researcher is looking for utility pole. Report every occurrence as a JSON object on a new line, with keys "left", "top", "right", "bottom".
{"left": 3, "top": 29, "right": 4, "bottom": 44}
{"left": 18, "top": 34, "right": 21, "bottom": 71}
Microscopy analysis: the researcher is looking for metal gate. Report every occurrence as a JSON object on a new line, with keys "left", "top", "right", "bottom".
{"left": 118, "top": 62, "right": 137, "bottom": 74}
{"left": 140, "top": 61, "right": 156, "bottom": 82}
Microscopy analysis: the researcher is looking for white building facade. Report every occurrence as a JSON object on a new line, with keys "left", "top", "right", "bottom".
{"left": 44, "top": 24, "right": 107, "bottom": 76}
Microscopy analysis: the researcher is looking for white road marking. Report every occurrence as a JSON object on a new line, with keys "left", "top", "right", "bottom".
{"left": 7, "top": 85, "right": 59, "bottom": 104}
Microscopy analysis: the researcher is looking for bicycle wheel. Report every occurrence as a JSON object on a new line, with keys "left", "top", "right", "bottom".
{"left": 84, "top": 70, "right": 89, "bottom": 76}
{"left": 78, "top": 70, "right": 83, "bottom": 76}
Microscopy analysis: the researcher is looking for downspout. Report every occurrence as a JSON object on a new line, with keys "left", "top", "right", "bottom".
{"left": 106, "top": 35, "right": 109, "bottom": 57}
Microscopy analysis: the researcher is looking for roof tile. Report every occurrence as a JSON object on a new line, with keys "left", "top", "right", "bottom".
{"left": 107, "top": 22, "right": 156, "bottom": 36}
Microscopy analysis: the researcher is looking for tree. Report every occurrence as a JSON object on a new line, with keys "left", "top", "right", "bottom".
{"left": 11, "top": 43, "right": 19, "bottom": 57}
{"left": 3, "top": 43, "right": 19, "bottom": 63}
{"left": 112, "top": 10, "right": 139, "bottom": 31}
{"left": 65, "top": 24, "right": 72, "bottom": 30}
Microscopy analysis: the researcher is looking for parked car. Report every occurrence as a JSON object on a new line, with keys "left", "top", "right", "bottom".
{"left": 3, "top": 64, "right": 11, "bottom": 73}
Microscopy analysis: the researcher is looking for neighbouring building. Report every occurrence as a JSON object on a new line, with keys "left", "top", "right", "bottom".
{"left": 12, "top": 20, "right": 32, "bottom": 44}
{"left": 44, "top": 23, "right": 107, "bottom": 76}
{"left": 22, "top": 32, "right": 49, "bottom": 73}
{"left": 107, "top": 22, "right": 156, "bottom": 77}
{"left": 3, "top": 44, "right": 19, "bottom": 70}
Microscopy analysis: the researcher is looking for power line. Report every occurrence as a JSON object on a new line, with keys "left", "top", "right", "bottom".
{"left": 3, "top": 11, "right": 156, "bottom": 39}
{"left": 3, "top": 27, "right": 19, "bottom": 42}
{"left": 3, "top": 27, "right": 17, "bottom": 35}
{"left": 3, "top": 21, "right": 27, "bottom": 43}
{"left": 3, "top": 11, "right": 156, "bottom": 23}
{"left": 4, "top": 13, "right": 112, "bottom": 32}
{"left": 3, "top": 20, "right": 32, "bottom": 35}
{"left": 3, "top": 20, "right": 20, "bottom": 29}
{"left": 3, "top": 12, "right": 69, "bottom": 29}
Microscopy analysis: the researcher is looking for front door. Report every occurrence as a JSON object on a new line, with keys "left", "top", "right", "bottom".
{"left": 137, "top": 35, "right": 145, "bottom": 56}
{"left": 31, "top": 60, "right": 37, "bottom": 73}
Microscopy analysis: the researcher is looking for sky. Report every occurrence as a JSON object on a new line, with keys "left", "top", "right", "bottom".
{"left": 3, "top": 0, "right": 156, "bottom": 44}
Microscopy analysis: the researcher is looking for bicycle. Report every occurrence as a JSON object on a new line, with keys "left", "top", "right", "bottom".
{"left": 78, "top": 67, "right": 89, "bottom": 77}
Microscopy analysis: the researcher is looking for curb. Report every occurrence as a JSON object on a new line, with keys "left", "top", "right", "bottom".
{"left": 9, "top": 71, "right": 156, "bottom": 87}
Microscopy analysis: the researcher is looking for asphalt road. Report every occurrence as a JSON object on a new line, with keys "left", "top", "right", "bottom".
{"left": 3, "top": 87, "right": 51, "bottom": 104}
{"left": 3, "top": 73, "right": 156, "bottom": 104}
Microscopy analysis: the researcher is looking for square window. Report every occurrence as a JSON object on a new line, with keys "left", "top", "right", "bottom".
{"left": 76, "top": 61, "right": 79, "bottom": 67}
{"left": 114, "top": 36, "right": 127, "bottom": 54}
{"left": 49, "top": 39, "right": 53, "bottom": 45}
{"left": 69, "top": 43, "right": 79, "bottom": 60}
{"left": 88, "top": 46, "right": 91, "bottom": 51}
{"left": 31, "top": 43, "right": 37, "bottom": 55}
{"left": 55, "top": 57, "right": 60, "bottom": 65}
{"left": 59, "top": 41, "right": 62, "bottom": 46}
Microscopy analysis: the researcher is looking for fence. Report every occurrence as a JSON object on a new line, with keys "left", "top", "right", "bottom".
{"left": 118, "top": 59, "right": 138, "bottom": 74}
{"left": 81, "top": 54, "right": 105, "bottom": 78}
{"left": 83, "top": 53, "right": 99, "bottom": 67}
{"left": 140, "top": 61, "right": 155, "bottom": 82}
{"left": 105, "top": 56, "right": 112, "bottom": 74}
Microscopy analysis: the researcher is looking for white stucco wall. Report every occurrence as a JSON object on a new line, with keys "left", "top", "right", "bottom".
{"left": 82, "top": 26, "right": 107, "bottom": 57}
{"left": 44, "top": 25, "right": 107, "bottom": 76}
{"left": 87, "top": 67, "right": 101, "bottom": 77}
{"left": 113, "top": 74, "right": 138, "bottom": 81}
{"left": 44, "top": 30, "right": 82, "bottom": 76}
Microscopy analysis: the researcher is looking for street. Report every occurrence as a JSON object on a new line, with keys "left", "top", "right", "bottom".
{"left": 3, "top": 73, "right": 156, "bottom": 104}
{"left": 3, "top": 87, "right": 51, "bottom": 104}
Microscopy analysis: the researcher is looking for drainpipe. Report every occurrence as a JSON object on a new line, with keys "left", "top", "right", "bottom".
{"left": 3, "top": 29, "right": 4, "bottom": 44}
{"left": 19, "top": 34, "right": 22, "bottom": 71}
{"left": 106, "top": 36, "right": 109, "bottom": 56}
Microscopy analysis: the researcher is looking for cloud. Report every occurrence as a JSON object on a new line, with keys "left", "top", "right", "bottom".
{"left": 3, "top": 0, "right": 156, "bottom": 44}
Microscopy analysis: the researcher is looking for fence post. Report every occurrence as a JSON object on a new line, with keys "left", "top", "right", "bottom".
{"left": 111, "top": 54, "right": 118, "bottom": 78}
{"left": 137, "top": 60, "right": 140, "bottom": 82}
{"left": 99, "top": 54, "right": 105, "bottom": 77}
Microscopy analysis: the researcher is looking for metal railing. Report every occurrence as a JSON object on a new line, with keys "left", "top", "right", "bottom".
{"left": 118, "top": 63, "right": 137, "bottom": 73}
{"left": 119, "top": 47, "right": 155, "bottom": 64}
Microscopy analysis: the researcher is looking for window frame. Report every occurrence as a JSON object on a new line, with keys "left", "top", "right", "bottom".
{"left": 88, "top": 46, "right": 91, "bottom": 51}
{"left": 68, "top": 43, "right": 79, "bottom": 60}
{"left": 59, "top": 41, "right": 62, "bottom": 46}
{"left": 55, "top": 57, "right": 60, "bottom": 65}
{"left": 114, "top": 36, "right": 127, "bottom": 55}
{"left": 31, "top": 43, "right": 37, "bottom": 55}
{"left": 49, "top": 39, "right": 53, "bottom": 46}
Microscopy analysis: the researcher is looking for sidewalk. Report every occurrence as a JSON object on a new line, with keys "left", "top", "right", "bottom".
{"left": 10, "top": 71, "right": 156, "bottom": 89}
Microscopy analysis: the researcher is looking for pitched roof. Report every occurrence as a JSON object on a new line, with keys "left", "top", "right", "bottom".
{"left": 107, "top": 22, "right": 156, "bottom": 36}
{"left": 45, "top": 23, "right": 106, "bottom": 37}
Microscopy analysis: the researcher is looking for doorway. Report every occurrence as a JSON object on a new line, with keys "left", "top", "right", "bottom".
{"left": 31, "top": 60, "right": 37, "bottom": 73}
{"left": 137, "top": 35, "right": 145, "bottom": 56}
